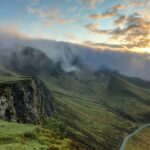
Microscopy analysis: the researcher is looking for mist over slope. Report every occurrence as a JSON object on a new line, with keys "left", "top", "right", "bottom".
{"left": 0, "top": 28, "right": 150, "bottom": 80}
{"left": 0, "top": 28, "right": 150, "bottom": 150}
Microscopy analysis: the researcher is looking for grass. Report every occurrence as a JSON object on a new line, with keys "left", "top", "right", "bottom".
{"left": 0, "top": 119, "right": 85, "bottom": 150}
{"left": 125, "top": 126, "right": 150, "bottom": 150}
{"left": 0, "top": 72, "right": 150, "bottom": 150}
{"left": 0, "top": 76, "right": 31, "bottom": 84}
{"left": 41, "top": 72, "right": 150, "bottom": 150}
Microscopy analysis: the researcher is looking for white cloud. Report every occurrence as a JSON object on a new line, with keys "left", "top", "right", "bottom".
{"left": 27, "top": 5, "right": 73, "bottom": 26}
{"left": 0, "top": 27, "right": 150, "bottom": 80}
{"left": 80, "top": 0, "right": 104, "bottom": 8}
{"left": 65, "top": 33, "right": 82, "bottom": 43}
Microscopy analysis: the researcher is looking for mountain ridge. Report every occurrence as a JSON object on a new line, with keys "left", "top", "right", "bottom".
{"left": 0, "top": 47, "right": 150, "bottom": 150}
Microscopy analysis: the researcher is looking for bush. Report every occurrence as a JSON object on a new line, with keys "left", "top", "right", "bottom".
{"left": 41, "top": 115, "right": 67, "bottom": 135}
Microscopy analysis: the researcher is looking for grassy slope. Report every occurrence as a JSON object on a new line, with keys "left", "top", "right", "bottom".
{"left": 0, "top": 76, "right": 86, "bottom": 150}
{"left": 0, "top": 119, "right": 85, "bottom": 150}
{"left": 0, "top": 73, "right": 150, "bottom": 150}
{"left": 0, "top": 76, "right": 31, "bottom": 84}
{"left": 42, "top": 72, "right": 150, "bottom": 150}
{"left": 125, "top": 126, "right": 150, "bottom": 150}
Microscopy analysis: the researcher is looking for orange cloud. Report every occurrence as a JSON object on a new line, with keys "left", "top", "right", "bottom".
{"left": 0, "top": 25, "right": 28, "bottom": 39}
{"left": 89, "top": 4, "right": 126, "bottom": 19}
{"left": 85, "top": 23, "right": 111, "bottom": 34}
{"left": 114, "top": 15, "right": 127, "bottom": 26}
{"left": 111, "top": 14, "right": 150, "bottom": 49}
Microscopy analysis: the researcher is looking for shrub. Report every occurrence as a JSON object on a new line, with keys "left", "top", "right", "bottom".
{"left": 41, "top": 115, "right": 67, "bottom": 135}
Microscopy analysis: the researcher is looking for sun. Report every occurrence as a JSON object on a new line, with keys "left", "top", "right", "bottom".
{"left": 131, "top": 47, "right": 150, "bottom": 53}
{"left": 140, "top": 47, "right": 150, "bottom": 53}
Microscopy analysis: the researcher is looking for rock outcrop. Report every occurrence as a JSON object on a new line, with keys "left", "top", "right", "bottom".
{"left": 0, "top": 77, "right": 54, "bottom": 123}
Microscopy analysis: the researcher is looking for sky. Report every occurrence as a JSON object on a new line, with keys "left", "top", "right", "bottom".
{"left": 0, "top": 0, "right": 150, "bottom": 53}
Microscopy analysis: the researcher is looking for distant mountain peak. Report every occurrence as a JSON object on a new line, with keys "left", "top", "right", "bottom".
{"left": 8, "top": 47, "right": 59, "bottom": 76}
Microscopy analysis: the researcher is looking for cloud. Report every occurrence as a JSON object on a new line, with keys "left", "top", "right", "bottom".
{"left": 131, "top": 1, "right": 143, "bottom": 6}
{"left": 80, "top": 0, "right": 104, "bottom": 8}
{"left": 87, "top": 4, "right": 150, "bottom": 50}
{"left": 85, "top": 22, "right": 111, "bottom": 34}
{"left": 27, "top": 5, "right": 73, "bottom": 27}
{"left": 89, "top": 4, "right": 126, "bottom": 19}
{"left": 0, "top": 27, "right": 150, "bottom": 80}
{"left": 65, "top": 33, "right": 82, "bottom": 44}
{"left": 0, "top": 25, "right": 27, "bottom": 39}
{"left": 110, "top": 14, "right": 150, "bottom": 49}
{"left": 84, "top": 41, "right": 128, "bottom": 51}
{"left": 143, "top": 0, "right": 150, "bottom": 20}
{"left": 0, "top": 26, "right": 29, "bottom": 66}
{"left": 0, "top": 25, "right": 28, "bottom": 51}
{"left": 101, "top": 4, "right": 126, "bottom": 18}
{"left": 114, "top": 15, "right": 127, "bottom": 26}
{"left": 123, "top": 0, "right": 145, "bottom": 7}
{"left": 89, "top": 13, "right": 101, "bottom": 19}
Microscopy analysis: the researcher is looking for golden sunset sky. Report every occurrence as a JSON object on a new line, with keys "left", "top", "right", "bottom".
{"left": 0, "top": 0, "right": 150, "bottom": 53}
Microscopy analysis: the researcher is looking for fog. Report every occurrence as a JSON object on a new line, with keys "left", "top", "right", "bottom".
{"left": 0, "top": 28, "right": 150, "bottom": 80}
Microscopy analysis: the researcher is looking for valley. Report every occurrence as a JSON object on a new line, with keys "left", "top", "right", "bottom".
{"left": 0, "top": 0, "right": 150, "bottom": 148}
{"left": 0, "top": 48, "right": 150, "bottom": 150}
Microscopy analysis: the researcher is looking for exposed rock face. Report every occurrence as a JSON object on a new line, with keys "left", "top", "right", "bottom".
{"left": 0, "top": 96, "right": 9, "bottom": 119}
{"left": 0, "top": 78, "right": 54, "bottom": 123}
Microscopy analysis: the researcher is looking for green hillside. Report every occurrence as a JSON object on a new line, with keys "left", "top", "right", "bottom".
{"left": 0, "top": 119, "right": 85, "bottom": 150}
{"left": 125, "top": 126, "right": 150, "bottom": 150}
{"left": 0, "top": 71, "right": 150, "bottom": 150}
{"left": 41, "top": 72, "right": 150, "bottom": 150}
{"left": 0, "top": 47, "right": 149, "bottom": 150}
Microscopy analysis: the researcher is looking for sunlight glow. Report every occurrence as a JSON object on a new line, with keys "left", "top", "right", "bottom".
{"left": 132, "top": 47, "right": 150, "bottom": 53}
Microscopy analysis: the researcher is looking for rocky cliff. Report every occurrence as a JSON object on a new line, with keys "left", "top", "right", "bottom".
{"left": 0, "top": 77, "right": 54, "bottom": 123}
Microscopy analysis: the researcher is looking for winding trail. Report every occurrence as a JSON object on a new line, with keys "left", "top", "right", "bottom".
{"left": 119, "top": 124, "right": 150, "bottom": 150}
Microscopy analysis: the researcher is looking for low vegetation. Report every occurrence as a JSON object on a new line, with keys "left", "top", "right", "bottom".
{"left": 0, "top": 119, "right": 85, "bottom": 150}
{"left": 42, "top": 72, "right": 150, "bottom": 150}
{"left": 0, "top": 72, "right": 150, "bottom": 150}
{"left": 125, "top": 126, "right": 150, "bottom": 150}
{"left": 41, "top": 115, "right": 67, "bottom": 135}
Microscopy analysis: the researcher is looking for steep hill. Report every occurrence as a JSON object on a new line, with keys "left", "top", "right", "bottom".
{"left": 0, "top": 76, "right": 53, "bottom": 123}
{"left": 42, "top": 71, "right": 150, "bottom": 150}
{"left": 8, "top": 47, "right": 59, "bottom": 76}
{"left": 0, "top": 47, "right": 150, "bottom": 150}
